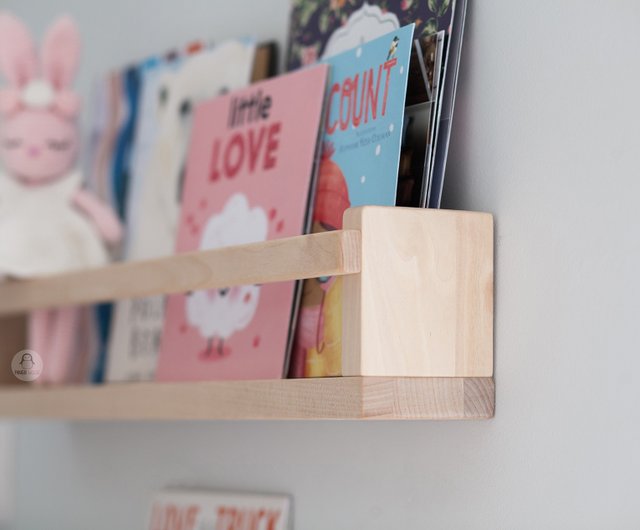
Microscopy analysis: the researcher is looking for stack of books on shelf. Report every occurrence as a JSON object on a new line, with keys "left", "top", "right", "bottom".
{"left": 16, "top": 0, "right": 468, "bottom": 385}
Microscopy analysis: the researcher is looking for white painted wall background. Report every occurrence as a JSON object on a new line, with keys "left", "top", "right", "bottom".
{"left": 1, "top": 0, "right": 639, "bottom": 528}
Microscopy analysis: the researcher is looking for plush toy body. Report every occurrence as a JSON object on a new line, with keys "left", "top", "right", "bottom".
{"left": 0, "top": 12, "right": 121, "bottom": 383}
{"left": 0, "top": 169, "right": 112, "bottom": 275}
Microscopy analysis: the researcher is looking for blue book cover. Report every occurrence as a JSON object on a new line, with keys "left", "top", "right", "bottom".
{"left": 290, "top": 24, "right": 414, "bottom": 378}
{"left": 321, "top": 23, "right": 414, "bottom": 210}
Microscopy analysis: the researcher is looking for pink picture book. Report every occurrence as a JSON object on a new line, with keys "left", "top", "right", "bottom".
{"left": 155, "top": 64, "right": 329, "bottom": 381}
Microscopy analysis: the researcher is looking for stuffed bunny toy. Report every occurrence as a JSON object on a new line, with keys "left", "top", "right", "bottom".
{"left": 0, "top": 12, "right": 122, "bottom": 383}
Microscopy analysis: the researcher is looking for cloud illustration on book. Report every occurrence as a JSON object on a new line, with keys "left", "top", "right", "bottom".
{"left": 185, "top": 193, "right": 267, "bottom": 357}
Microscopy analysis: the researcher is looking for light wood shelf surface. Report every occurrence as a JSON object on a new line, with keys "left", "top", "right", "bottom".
{"left": 0, "top": 377, "right": 494, "bottom": 420}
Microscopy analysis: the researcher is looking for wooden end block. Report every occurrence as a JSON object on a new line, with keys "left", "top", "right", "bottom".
{"left": 342, "top": 206, "right": 493, "bottom": 377}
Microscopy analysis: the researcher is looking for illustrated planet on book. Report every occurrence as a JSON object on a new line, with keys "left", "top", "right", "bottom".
{"left": 314, "top": 143, "right": 350, "bottom": 231}
{"left": 293, "top": 143, "right": 351, "bottom": 377}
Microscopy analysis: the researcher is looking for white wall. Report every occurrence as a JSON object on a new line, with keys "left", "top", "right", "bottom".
{"left": 4, "top": 0, "right": 640, "bottom": 528}
{"left": 0, "top": 424, "right": 14, "bottom": 529}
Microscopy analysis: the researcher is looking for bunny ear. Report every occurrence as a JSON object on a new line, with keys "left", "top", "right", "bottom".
{"left": 0, "top": 12, "right": 38, "bottom": 87}
{"left": 41, "top": 15, "right": 80, "bottom": 90}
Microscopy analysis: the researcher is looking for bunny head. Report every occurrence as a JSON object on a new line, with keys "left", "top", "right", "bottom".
{"left": 0, "top": 12, "right": 81, "bottom": 184}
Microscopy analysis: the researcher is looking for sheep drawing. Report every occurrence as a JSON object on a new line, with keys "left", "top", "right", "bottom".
{"left": 186, "top": 193, "right": 267, "bottom": 356}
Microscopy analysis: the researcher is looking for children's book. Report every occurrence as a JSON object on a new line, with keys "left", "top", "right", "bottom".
{"left": 83, "top": 65, "right": 141, "bottom": 382}
{"left": 155, "top": 64, "right": 329, "bottom": 382}
{"left": 287, "top": 1, "right": 453, "bottom": 71}
{"left": 105, "top": 40, "right": 257, "bottom": 382}
{"left": 104, "top": 51, "right": 181, "bottom": 382}
{"left": 287, "top": 0, "right": 467, "bottom": 208}
{"left": 399, "top": 30, "right": 445, "bottom": 207}
{"left": 427, "top": 0, "right": 467, "bottom": 207}
{"left": 289, "top": 25, "right": 414, "bottom": 378}
{"left": 148, "top": 490, "right": 291, "bottom": 530}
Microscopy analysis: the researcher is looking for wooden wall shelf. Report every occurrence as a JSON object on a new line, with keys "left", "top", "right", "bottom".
{"left": 0, "top": 207, "right": 495, "bottom": 421}
{"left": 0, "top": 377, "right": 494, "bottom": 420}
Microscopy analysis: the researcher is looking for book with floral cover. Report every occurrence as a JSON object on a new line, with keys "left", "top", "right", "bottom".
{"left": 286, "top": 0, "right": 453, "bottom": 70}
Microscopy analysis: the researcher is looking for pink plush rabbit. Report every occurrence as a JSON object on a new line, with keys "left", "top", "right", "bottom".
{"left": 0, "top": 12, "right": 122, "bottom": 383}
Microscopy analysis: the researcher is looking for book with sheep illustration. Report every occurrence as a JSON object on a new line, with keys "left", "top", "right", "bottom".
{"left": 155, "top": 65, "right": 329, "bottom": 381}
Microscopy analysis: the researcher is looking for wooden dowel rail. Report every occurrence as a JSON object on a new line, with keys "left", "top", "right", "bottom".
{"left": 0, "top": 229, "right": 361, "bottom": 316}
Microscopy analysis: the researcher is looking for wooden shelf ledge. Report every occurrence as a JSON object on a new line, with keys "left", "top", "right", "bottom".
{"left": 0, "top": 377, "right": 494, "bottom": 420}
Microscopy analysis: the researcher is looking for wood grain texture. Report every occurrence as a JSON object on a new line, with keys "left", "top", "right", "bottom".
{"left": 0, "top": 230, "right": 361, "bottom": 315}
{"left": 342, "top": 207, "right": 494, "bottom": 377}
{"left": 0, "top": 315, "right": 26, "bottom": 385}
{"left": 0, "top": 377, "right": 493, "bottom": 420}
{"left": 251, "top": 43, "right": 276, "bottom": 82}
